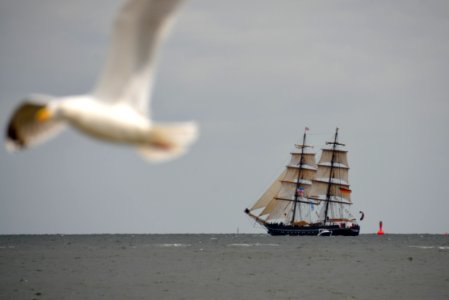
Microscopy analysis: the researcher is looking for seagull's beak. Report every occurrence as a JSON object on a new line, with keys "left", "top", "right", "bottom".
{"left": 36, "top": 107, "right": 52, "bottom": 122}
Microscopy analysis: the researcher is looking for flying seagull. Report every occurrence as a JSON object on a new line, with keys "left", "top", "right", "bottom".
{"left": 5, "top": 0, "right": 197, "bottom": 162}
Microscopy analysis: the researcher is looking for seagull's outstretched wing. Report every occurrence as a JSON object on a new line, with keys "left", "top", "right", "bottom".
{"left": 93, "top": 0, "right": 183, "bottom": 115}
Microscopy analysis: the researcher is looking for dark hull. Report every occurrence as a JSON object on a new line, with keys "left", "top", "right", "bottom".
{"left": 265, "top": 223, "right": 360, "bottom": 236}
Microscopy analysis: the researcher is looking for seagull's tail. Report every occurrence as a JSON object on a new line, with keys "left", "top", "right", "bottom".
{"left": 5, "top": 96, "right": 64, "bottom": 151}
{"left": 138, "top": 121, "right": 198, "bottom": 162}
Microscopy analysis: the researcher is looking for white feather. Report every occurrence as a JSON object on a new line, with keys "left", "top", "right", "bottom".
{"left": 93, "top": 0, "right": 183, "bottom": 115}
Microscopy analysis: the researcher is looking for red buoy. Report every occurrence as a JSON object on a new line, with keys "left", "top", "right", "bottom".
{"left": 377, "top": 221, "right": 384, "bottom": 235}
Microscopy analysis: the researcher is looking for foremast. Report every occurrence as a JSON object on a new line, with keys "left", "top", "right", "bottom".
{"left": 290, "top": 128, "right": 314, "bottom": 225}
{"left": 245, "top": 128, "right": 318, "bottom": 226}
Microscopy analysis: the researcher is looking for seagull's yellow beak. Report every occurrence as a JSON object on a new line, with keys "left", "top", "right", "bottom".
{"left": 36, "top": 107, "right": 52, "bottom": 122}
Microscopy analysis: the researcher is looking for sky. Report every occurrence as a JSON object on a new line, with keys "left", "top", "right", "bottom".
{"left": 0, "top": 0, "right": 448, "bottom": 234}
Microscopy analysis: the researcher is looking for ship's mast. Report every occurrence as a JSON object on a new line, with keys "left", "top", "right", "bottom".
{"left": 323, "top": 128, "right": 343, "bottom": 225}
{"left": 246, "top": 128, "right": 317, "bottom": 226}
{"left": 291, "top": 129, "right": 307, "bottom": 225}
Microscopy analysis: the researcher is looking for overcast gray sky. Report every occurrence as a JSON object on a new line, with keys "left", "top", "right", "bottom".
{"left": 1, "top": 0, "right": 448, "bottom": 234}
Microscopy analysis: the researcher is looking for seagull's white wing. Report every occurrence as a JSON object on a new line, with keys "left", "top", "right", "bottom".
{"left": 93, "top": 0, "right": 183, "bottom": 115}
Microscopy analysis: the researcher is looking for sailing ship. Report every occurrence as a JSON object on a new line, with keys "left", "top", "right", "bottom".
{"left": 244, "top": 128, "right": 360, "bottom": 236}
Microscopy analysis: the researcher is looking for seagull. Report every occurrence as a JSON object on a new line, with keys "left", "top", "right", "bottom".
{"left": 5, "top": 0, "right": 197, "bottom": 162}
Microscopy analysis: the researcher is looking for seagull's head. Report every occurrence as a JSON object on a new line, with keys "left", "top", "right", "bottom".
{"left": 19, "top": 94, "right": 58, "bottom": 123}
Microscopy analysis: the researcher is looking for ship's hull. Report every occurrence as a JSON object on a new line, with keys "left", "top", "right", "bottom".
{"left": 264, "top": 223, "right": 360, "bottom": 236}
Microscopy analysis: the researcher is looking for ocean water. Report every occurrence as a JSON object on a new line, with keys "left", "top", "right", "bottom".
{"left": 0, "top": 234, "right": 448, "bottom": 299}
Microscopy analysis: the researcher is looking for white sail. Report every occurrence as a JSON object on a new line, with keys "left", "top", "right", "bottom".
{"left": 277, "top": 182, "right": 315, "bottom": 202}
{"left": 319, "top": 149, "right": 348, "bottom": 167}
{"left": 289, "top": 152, "right": 317, "bottom": 168}
{"left": 248, "top": 136, "right": 318, "bottom": 224}
{"left": 261, "top": 180, "right": 314, "bottom": 218}
{"left": 316, "top": 202, "right": 355, "bottom": 222}
{"left": 293, "top": 201, "right": 314, "bottom": 224}
{"left": 266, "top": 201, "right": 293, "bottom": 222}
{"left": 284, "top": 166, "right": 316, "bottom": 183}
{"left": 259, "top": 197, "right": 280, "bottom": 217}
{"left": 245, "top": 128, "right": 359, "bottom": 234}
{"left": 316, "top": 165, "right": 349, "bottom": 183}
{"left": 266, "top": 140, "right": 317, "bottom": 223}
{"left": 310, "top": 180, "right": 351, "bottom": 202}
{"left": 249, "top": 170, "right": 286, "bottom": 212}
{"left": 310, "top": 130, "right": 354, "bottom": 224}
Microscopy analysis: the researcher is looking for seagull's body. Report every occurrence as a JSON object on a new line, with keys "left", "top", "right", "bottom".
{"left": 5, "top": 0, "right": 197, "bottom": 162}
{"left": 52, "top": 96, "right": 152, "bottom": 144}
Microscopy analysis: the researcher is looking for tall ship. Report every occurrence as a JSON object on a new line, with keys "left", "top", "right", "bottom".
{"left": 244, "top": 128, "right": 360, "bottom": 236}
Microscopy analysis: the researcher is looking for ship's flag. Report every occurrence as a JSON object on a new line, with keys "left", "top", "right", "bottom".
{"left": 297, "top": 187, "right": 305, "bottom": 196}
{"left": 305, "top": 126, "right": 309, "bottom": 131}
{"left": 339, "top": 187, "right": 352, "bottom": 194}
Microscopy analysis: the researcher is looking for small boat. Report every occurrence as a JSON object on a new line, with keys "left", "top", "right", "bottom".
{"left": 317, "top": 229, "right": 332, "bottom": 236}
{"left": 244, "top": 127, "right": 360, "bottom": 236}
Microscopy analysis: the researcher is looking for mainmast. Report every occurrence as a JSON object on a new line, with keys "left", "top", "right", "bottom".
{"left": 310, "top": 128, "right": 353, "bottom": 225}
{"left": 323, "top": 128, "right": 343, "bottom": 225}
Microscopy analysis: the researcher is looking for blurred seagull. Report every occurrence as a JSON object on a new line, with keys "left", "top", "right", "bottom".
{"left": 5, "top": 0, "right": 197, "bottom": 162}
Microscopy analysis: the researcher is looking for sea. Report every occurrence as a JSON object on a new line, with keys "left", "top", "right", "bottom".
{"left": 1, "top": 234, "right": 448, "bottom": 300}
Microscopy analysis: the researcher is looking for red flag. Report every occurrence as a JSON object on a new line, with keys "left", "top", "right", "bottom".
{"left": 339, "top": 187, "right": 352, "bottom": 194}
{"left": 305, "top": 127, "right": 309, "bottom": 131}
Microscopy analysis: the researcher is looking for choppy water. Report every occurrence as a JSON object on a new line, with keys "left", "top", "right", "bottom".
{"left": 1, "top": 234, "right": 448, "bottom": 299}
